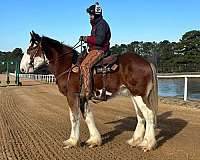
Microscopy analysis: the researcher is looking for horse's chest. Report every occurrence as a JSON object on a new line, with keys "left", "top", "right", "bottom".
{"left": 57, "top": 83, "right": 68, "bottom": 96}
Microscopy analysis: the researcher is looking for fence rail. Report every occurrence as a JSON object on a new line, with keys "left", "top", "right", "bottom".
{"left": 157, "top": 75, "right": 200, "bottom": 101}
{"left": 17, "top": 73, "right": 200, "bottom": 101}
{"left": 19, "top": 74, "right": 56, "bottom": 83}
{"left": 158, "top": 64, "right": 200, "bottom": 73}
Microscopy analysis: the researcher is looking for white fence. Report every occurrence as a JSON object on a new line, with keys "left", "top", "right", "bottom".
{"left": 19, "top": 74, "right": 200, "bottom": 101}
{"left": 157, "top": 75, "right": 200, "bottom": 101}
{"left": 19, "top": 74, "right": 56, "bottom": 83}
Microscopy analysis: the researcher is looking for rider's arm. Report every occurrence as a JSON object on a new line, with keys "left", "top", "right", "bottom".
{"left": 86, "top": 22, "right": 108, "bottom": 46}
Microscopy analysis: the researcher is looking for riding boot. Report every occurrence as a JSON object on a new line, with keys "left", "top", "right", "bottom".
{"left": 100, "top": 88, "right": 107, "bottom": 100}
{"left": 79, "top": 87, "right": 85, "bottom": 98}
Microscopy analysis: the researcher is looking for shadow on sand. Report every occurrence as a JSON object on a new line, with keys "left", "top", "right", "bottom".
{"left": 0, "top": 83, "right": 43, "bottom": 87}
{"left": 102, "top": 111, "right": 187, "bottom": 148}
{"left": 20, "top": 83, "right": 44, "bottom": 87}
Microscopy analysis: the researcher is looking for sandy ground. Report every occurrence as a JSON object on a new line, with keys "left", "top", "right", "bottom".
{"left": 0, "top": 74, "right": 200, "bottom": 160}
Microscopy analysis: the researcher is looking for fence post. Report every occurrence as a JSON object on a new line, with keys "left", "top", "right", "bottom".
{"left": 184, "top": 76, "right": 188, "bottom": 101}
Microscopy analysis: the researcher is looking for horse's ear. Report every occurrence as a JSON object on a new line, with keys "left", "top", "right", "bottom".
{"left": 30, "top": 32, "right": 34, "bottom": 40}
{"left": 32, "top": 30, "right": 36, "bottom": 35}
{"left": 29, "top": 31, "right": 34, "bottom": 45}
{"left": 31, "top": 31, "right": 41, "bottom": 42}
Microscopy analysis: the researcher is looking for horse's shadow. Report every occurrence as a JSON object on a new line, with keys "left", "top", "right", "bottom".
{"left": 102, "top": 111, "right": 187, "bottom": 147}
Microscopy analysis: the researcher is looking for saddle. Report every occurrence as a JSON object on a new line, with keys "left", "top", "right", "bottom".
{"left": 93, "top": 53, "right": 119, "bottom": 74}
{"left": 72, "top": 49, "right": 119, "bottom": 74}
{"left": 73, "top": 49, "right": 119, "bottom": 102}
{"left": 91, "top": 52, "right": 119, "bottom": 102}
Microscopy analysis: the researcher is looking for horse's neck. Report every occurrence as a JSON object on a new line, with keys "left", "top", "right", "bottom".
{"left": 47, "top": 47, "right": 73, "bottom": 77}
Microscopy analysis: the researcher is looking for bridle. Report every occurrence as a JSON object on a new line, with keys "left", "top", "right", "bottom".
{"left": 28, "top": 38, "right": 85, "bottom": 81}
{"left": 28, "top": 42, "right": 45, "bottom": 70}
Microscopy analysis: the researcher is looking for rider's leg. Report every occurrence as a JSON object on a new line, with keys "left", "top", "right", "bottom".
{"left": 80, "top": 50, "right": 103, "bottom": 98}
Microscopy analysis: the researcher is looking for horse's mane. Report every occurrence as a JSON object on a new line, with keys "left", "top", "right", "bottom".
{"left": 41, "top": 36, "right": 80, "bottom": 63}
{"left": 42, "top": 36, "right": 72, "bottom": 52}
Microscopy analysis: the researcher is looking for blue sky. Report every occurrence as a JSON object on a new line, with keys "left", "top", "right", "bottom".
{"left": 0, "top": 0, "right": 200, "bottom": 52}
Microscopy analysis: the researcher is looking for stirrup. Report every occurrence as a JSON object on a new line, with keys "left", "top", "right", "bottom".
{"left": 91, "top": 96, "right": 107, "bottom": 104}
{"left": 92, "top": 94, "right": 107, "bottom": 101}
{"left": 91, "top": 90, "right": 107, "bottom": 103}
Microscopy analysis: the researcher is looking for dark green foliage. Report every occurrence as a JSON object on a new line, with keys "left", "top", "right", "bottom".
{"left": 0, "top": 48, "right": 23, "bottom": 73}
{"left": 110, "top": 30, "right": 200, "bottom": 73}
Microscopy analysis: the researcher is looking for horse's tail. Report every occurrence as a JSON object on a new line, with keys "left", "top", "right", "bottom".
{"left": 149, "top": 63, "right": 158, "bottom": 128}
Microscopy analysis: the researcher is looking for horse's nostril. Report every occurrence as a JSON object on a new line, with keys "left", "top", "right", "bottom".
{"left": 21, "top": 68, "right": 25, "bottom": 73}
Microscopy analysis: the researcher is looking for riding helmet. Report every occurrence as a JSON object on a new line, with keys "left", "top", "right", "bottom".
{"left": 86, "top": 2, "right": 102, "bottom": 17}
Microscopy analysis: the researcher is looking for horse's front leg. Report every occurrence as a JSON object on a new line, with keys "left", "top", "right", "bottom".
{"left": 63, "top": 95, "right": 80, "bottom": 148}
{"left": 82, "top": 100, "right": 102, "bottom": 148}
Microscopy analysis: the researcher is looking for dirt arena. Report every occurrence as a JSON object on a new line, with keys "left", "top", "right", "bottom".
{"left": 0, "top": 74, "right": 200, "bottom": 160}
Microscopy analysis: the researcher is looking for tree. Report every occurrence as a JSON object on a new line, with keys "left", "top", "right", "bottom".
{"left": 175, "top": 30, "right": 200, "bottom": 64}
{"left": 0, "top": 48, "right": 23, "bottom": 73}
{"left": 110, "top": 30, "right": 200, "bottom": 72}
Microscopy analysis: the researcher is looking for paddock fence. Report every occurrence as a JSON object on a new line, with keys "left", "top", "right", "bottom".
{"left": 10, "top": 73, "right": 200, "bottom": 101}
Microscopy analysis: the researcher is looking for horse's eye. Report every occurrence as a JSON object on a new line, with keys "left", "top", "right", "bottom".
{"left": 30, "top": 42, "right": 37, "bottom": 48}
{"left": 33, "top": 43, "right": 37, "bottom": 47}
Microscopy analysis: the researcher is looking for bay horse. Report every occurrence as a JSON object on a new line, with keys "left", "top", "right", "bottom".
{"left": 20, "top": 31, "right": 158, "bottom": 152}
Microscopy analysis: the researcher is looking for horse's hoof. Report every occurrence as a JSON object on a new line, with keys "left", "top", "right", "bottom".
{"left": 88, "top": 143, "right": 98, "bottom": 148}
{"left": 85, "top": 137, "right": 102, "bottom": 148}
{"left": 63, "top": 138, "right": 77, "bottom": 149}
{"left": 127, "top": 138, "right": 143, "bottom": 147}
{"left": 141, "top": 146, "right": 151, "bottom": 152}
{"left": 139, "top": 139, "right": 157, "bottom": 152}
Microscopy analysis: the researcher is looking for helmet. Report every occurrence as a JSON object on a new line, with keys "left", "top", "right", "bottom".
{"left": 86, "top": 2, "right": 102, "bottom": 16}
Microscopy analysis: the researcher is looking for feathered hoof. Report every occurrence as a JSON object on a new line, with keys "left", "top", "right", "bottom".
{"left": 63, "top": 138, "right": 78, "bottom": 149}
{"left": 138, "top": 139, "right": 157, "bottom": 152}
{"left": 127, "top": 138, "right": 143, "bottom": 147}
{"left": 85, "top": 137, "right": 102, "bottom": 148}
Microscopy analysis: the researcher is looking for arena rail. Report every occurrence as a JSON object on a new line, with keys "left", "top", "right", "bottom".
{"left": 15, "top": 74, "right": 200, "bottom": 101}
{"left": 17, "top": 74, "right": 56, "bottom": 84}
{"left": 157, "top": 75, "right": 200, "bottom": 101}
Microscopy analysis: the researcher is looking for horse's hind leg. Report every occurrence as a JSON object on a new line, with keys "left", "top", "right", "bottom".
{"left": 134, "top": 96, "right": 156, "bottom": 152}
{"left": 127, "top": 96, "right": 145, "bottom": 147}
{"left": 82, "top": 100, "right": 102, "bottom": 147}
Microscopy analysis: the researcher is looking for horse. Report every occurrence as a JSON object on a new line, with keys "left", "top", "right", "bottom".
{"left": 20, "top": 31, "right": 158, "bottom": 152}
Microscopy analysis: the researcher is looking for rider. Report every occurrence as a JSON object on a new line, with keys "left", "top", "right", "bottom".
{"left": 79, "top": 2, "right": 111, "bottom": 98}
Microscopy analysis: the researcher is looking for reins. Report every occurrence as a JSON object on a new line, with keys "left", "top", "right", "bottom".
{"left": 55, "top": 67, "right": 72, "bottom": 82}
{"left": 48, "top": 39, "right": 83, "bottom": 64}
{"left": 54, "top": 40, "right": 84, "bottom": 81}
